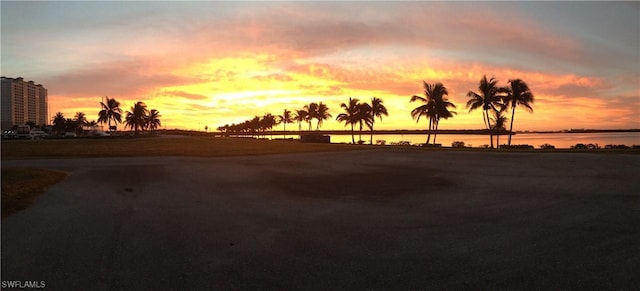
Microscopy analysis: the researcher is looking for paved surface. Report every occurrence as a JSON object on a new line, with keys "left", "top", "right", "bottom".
{"left": 2, "top": 150, "right": 639, "bottom": 290}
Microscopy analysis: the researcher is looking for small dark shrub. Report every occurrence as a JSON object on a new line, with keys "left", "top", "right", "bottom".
{"left": 571, "top": 143, "right": 587, "bottom": 149}
{"left": 540, "top": 143, "right": 555, "bottom": 150}
{"left": 451, "top": 141, "right": 466, "bottom": 148}
{"left": 571, "top": 143, "right": 601, "bottom": 150}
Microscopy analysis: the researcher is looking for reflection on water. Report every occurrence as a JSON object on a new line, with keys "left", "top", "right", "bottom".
{"left": 266, "top": 132, "right": 640, "bottom": 149}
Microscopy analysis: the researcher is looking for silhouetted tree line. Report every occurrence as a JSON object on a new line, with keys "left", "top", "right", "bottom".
{"left": 215, "top": 75, "right": 534, "bottom": 147}
{"left": 50, "top": 96, "right": 162, "bottom": 136}
{"left": 217, "top": 102, "right": 332, "bottom": 136}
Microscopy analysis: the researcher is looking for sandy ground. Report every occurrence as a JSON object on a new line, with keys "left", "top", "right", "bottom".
{"left": 2, "top": 149, "right": 639, "bottom": 290}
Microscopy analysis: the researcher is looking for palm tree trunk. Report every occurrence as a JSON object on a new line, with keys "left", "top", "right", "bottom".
{"left": 370, "top": 122, "right": 374, "bottom": 145}
{"left": 485, "top": 110, "right": 493, "bottom": 148}
{"left": 433, "top": 119, "right": 438, "bottom": 145}
{"left": 358, "top": 122, "right": 362, "bottom": 143}
{"left": 283, "top": 123, "right": 286, "bottom": 139}
{"left": 351, "top": 123, "right": 355, "bottom": 144}
{"left": 426, "top": 118, "right": 432, "bottom": 144}
{"left": 508, "top": 105, "right": 516, "bottom": 146}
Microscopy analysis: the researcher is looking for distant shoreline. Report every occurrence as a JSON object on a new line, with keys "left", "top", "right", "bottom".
{"left": 210, "top": 128, "right": 640, "bottom": 136}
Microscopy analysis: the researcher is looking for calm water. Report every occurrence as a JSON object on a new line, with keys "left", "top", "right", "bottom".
{"left": 267, "top": 132, "right": 640, "bottom": 149}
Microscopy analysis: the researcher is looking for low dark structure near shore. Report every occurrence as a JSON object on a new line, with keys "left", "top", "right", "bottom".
{"left": 300, "top": 133, "right": 330, "bottom": 143}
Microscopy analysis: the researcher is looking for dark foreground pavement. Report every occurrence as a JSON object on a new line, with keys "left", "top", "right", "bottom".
{"left": 2, "top": 150, "right": 639, "bottom": 290}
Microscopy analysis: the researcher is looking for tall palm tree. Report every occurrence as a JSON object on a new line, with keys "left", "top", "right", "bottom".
{"left": 74, "top": 112, "right": 89, "bottom": 135}
{"left": 293, "top": 109, "right": 308, "bottom": 132}
{"left": 146, "top": 109, "right": 162, "bottom": 132}
{"left": 279, "top": 109, "right": 293, "bottom": 138}
{"left": 466, "top": 76, "right": 507, "bottom": 148}
{"left": 410, "top": 94, "right": 436, "bottom": 144}
{"left": 303, "top": 103, "right": 318, "bottom": 130}
{"left": 316, "top": 102, "right": 331, "bottom": 130}
{"left": 505, "top": 79, "right": 534, "bottom": 146}
{"left": 124, "top": 101, "right": 149, "bottom": 135}
{"left": 98, "top": 96, "right": 123, "bottom": 131}
{"left": 411, "top": 82, "right": 455, "bottom": 145}
{"left": 52, "top": 112, "right": 66, "bottom": 135}
{"left": 432, "top": 91, "right": 456, "bottom": 145}
{"left": 261, "top": 113, "right": 277, "bottom": 138}
{"left": 336, "top": 97, "right": 359, "bottom": 144}
{"left": 249, "top": 116, "right": 261, "bottom": 135}
{"left": 356, "top": 102, "right": 372, "bottom": 143}
{"left": 369, "top": 97, "right": 388, "bottom": 144}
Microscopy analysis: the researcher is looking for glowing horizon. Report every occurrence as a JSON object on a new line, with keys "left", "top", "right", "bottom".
{"left": 2, "top": 2, "right": 638, "bottom": 131}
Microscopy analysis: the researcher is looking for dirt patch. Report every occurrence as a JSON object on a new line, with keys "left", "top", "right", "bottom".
{"left": 1, "top": 168, "right": 67, "bottom": 219}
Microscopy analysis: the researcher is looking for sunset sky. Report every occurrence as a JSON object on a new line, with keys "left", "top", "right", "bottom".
{"left": 2, "top": 1, "right": 639, "bottom": 131}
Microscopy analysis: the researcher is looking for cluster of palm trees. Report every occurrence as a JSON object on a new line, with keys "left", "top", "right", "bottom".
{"left": 410, "top": 82, "right": 457, "bottom": 145}
{"left": 216, "top": 113, "right": 280, "bottom": 136}
{"left": 466, "top": 75, "right": 534, "bottom": 148}
{"left": 407, "top": 76, "right": 534, "bottom": 148}
{"left": 217, "top": 102, "right": 333, "bottom": 136}
{"left": 214, "top": 76, "right": 532, "bottom": 148}
{"left": 98, "top": 97, "right": 163, "bottom": 135}
{"left": 98, "top": 97, "right": 162, "bottom": 135}
{"left": 292, "top": 102, "right": 332, "bottom": 131}
{"left": 336, "top": 97, "right": 388, "bottom": 144}
{"left": 122, "top": 101, "right": 162, "bottom": 135}
{"left": 50, "top": 96, "right": 162, "bottom": 136}
{"left": 51, "top": 111, "right": 98, "bottom": 135}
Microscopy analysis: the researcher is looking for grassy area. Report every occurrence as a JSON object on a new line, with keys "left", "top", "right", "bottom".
{"left": 2, "top": 135, "right": 638, "bottom": 160}
{"left": 2, "top": 168, "right": 67, "bottom": 219}
{"left": 1, "top": 136, "right": 371, "bottom": 159}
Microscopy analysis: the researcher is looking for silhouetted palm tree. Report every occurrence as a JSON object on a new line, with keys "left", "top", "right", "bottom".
{"left": 432, "top": 92, "right": 456, "bottom": 145}
{"left": 303, "top": 103, "right": 318, "bottom": 130}
{"left": 356, "top": 102, "right": 372, "bottom": 143}
{"left": 65, "top": 118, "right": 78, "bottom": 133}
{"left": 411, "top": 82, "right": 455, "bottom": 145}
{"left": 124, "top": 101, "right": 149, "bottom": 135}
{"left": 336, "top": 97, "right": 359, "bottom": 144}
{"left": 491, "top": 109, "right": 508, "bottom": 147}
{"left": 74, "top": 112, "right": 89, "bottom": 135}
{"left": 249, "top": 116, "right": 261, "bottom": 135}
{"left": 505, "top": 79, "right": 534, "bottom": 146}
{"left": 261, "top": 113, "right": 277, "bottom": 137}
{"left": 294, "top": 109, "right": 307, "bottom": 132}
{"left": 466, "top": 76, "right": 507, "bottom": 148}
{"left": 147, "top": 109, "right": 162, "bottom": 132}
{"left": 411, "top": 94, "right": 436, "bottom": 144}
{"left": 369, "top": 97, "right": 388, "bottom": 144}
{"left": 316, "top": 102, "right": 331, "bottom": 130}
{"left": 279, "top": 109, "right": 293, "bottom": 138}
{"left": 52, "top": 112, "right": 66, "bottom": 135}
{"left": 98, "top": 96, "right": 123, "bottom": 131}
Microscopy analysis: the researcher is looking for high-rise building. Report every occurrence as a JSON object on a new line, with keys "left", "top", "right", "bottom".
{"left": 1, "top": 76, "right": 48, "bottom": 129}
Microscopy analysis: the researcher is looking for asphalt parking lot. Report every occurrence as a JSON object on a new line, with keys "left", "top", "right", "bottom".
{"left": 2, "top": 150, "right": 639, "bottom": 290}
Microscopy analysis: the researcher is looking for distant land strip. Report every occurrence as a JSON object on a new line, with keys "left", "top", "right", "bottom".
{"left": 207, "top": 128, "right": 640, "bottom": 136}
